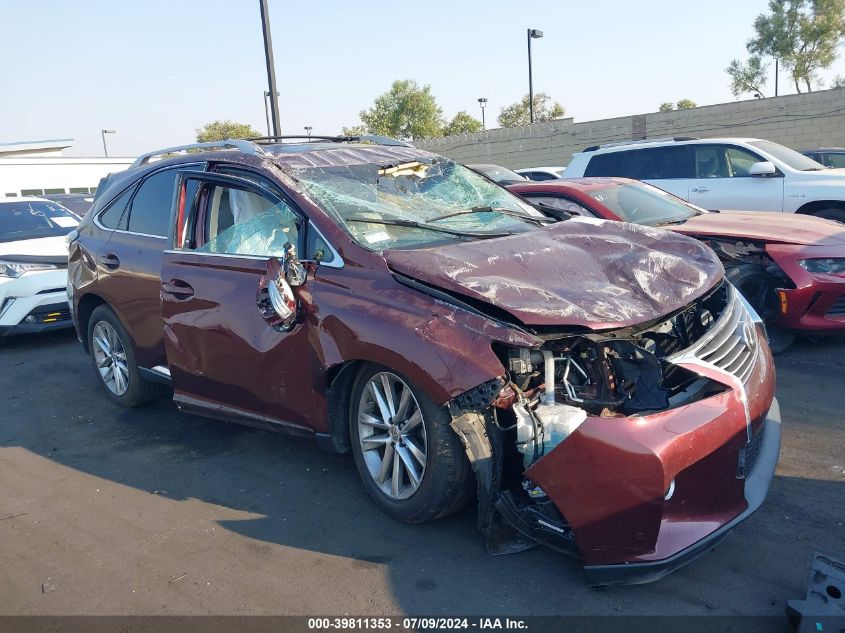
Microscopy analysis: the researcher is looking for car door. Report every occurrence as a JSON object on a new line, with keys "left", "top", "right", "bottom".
{"left": 159, "top": 171, "right": 318, "bottom": 432}
{"left": 688, "top": 144, "right": 784, "bottom": 211}
{"left": 94, "top": 163, "right": 205, "bottom": 368}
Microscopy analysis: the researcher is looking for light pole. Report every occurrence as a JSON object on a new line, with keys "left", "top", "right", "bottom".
{"left": 263, "top": 91, "right": 272, "bottom": 136}
{"left": 527, "top": 28, "right": 543, "bottom": 124}
{"left": 101, "top": 129, "right": 115, "bottom": 157}
{"left": 304, "top": 126, "right": 312, "bottom": 141}
{"left": 259, "top": 0, "right": 281, "bottom": 137}
{"left": 478, "top": 97, "right": 488, "bottom": 129}
{"left": 774, "top": 57, "right": 779, "bottom": 97}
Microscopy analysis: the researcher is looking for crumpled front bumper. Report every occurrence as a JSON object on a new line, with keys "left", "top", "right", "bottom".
{"left": 583, "top": 400, "right": 780, "bottom": 585}
{"left": 523, "top": 340, "right": 779, "bottom": 585}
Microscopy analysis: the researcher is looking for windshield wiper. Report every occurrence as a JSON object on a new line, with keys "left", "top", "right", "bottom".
{"left": 346, "top": 216, "right": 516, "bottom": 238}
{"left": 652, "top": 219, "right": 689, "bottom": 227}
{"left": 428, "top": 206, "right": 557, "bottom": 225}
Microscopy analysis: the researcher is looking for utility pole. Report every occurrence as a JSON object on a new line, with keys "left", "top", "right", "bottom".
{"left": 775, "top": 57, "right": 779, "bottom": 97}
{"left": 527, "top": 29, "right": 543, "bottom": 124}
{"left": 101, "top": 129, "right": 115, "bottom": 157}
{"left": 259, "top": 0, "right": 281, "bottom": 136}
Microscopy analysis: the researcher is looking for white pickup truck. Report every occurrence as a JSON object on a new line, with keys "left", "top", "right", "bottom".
{"left": 564, "top": 137, "right": 845, "bottom": 222}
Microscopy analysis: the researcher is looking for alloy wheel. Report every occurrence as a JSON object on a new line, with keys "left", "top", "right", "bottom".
{"left": 357, "top": 372, "right": 427, "bottom": 500}
{"left": 91, "top": 321, "right": 130, "bottom": 396}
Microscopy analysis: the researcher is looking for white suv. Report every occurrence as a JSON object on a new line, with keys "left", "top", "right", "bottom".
{"left": 564, "top": 137, "right": 845, "bottom": 222}
{"left": 0, "top": 197, "right": 79, "bottom": 344}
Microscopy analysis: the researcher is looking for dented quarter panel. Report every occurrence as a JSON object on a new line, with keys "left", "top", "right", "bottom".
{"left": 525, "top": 335, "right": 775, "bottom": 566}
{"left": 308, "top": 255, "right": 537, "bottom": 407}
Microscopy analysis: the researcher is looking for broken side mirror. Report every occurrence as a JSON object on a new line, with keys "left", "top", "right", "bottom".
{"left": 257, "top": 258, "right": 299, "bottom": 331}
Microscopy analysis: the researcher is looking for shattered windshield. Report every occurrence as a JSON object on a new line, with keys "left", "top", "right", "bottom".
{"left": 290, "top": 156, "right": 545, "bottom": 251}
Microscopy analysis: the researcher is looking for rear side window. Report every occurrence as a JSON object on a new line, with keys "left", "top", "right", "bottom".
{"left": 584, "top": 152, "right": 623, "bottom": 177}
{"left": 98, "top": 186, "right": 135, "bottom": 230}
{"left": 586, "top": 147, "right": 691, "bottom": 180}
{"left": 126, "top": 165, "right": 204, "bottom": 237}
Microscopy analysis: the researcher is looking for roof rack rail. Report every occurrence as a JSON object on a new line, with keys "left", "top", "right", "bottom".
{"left": 249, "top": 134, "right": 414, "bottom": 148}
{"left": 581, "top": 136, "right": 699, "bottom": 152}
{"left": 131, "top": 139, "right": 268, "bottom": 168}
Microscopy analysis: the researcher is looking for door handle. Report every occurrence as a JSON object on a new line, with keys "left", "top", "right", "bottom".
{"left": 691, "top": 186, "right": 710, "bottom": 193}
{"left": 161, "top": 279, "right": 195, "bottom": 300}
{"left": 98, "top": 253, "right": 120, "bottom": 269}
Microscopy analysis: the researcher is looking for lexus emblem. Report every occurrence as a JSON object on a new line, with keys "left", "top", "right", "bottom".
{"left": 741, "top": 320, "right": 757, "bottom": 351}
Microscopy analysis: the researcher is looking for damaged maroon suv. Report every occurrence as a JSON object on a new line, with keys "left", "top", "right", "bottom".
{"left": 68, "top": 136, "right": 781, "bottom": 585}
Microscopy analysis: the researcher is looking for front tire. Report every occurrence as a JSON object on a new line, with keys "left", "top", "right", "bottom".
{"left": 349, "top": 364, "right": 473, "bottom": 523}
{"left": 87, "top": 305, "right": 161, "bottom": 407}
{"left": 726, "top": 264, "right": 795, "bottom": 354}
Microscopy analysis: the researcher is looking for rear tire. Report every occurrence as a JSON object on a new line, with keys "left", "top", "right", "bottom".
{"left": 349, "top": 363, "right": 474, "bottom": 523}
{"left": 811, "top": 208, "right": 845, "bottom": 224}
{"left": 87, "top": 305, "right": 161, "bottom": 407}
{"left": 726, "top": 264, "right": 795, "bottom": 354}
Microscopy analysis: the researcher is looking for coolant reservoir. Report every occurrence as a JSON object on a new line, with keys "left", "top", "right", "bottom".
{"left": 515, "top": 402, "right": 587, "bottom": 468}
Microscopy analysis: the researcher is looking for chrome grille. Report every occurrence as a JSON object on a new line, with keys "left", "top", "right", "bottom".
{"left": 669, "top": 284, "right": 760, "bottom": 384}
{"left": 827, "top": 294, "right": 845, "bottom": 318}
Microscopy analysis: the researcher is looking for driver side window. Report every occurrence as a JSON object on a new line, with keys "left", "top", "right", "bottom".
{"left": 197, "top": 185, "right": 300, "bottom": 258}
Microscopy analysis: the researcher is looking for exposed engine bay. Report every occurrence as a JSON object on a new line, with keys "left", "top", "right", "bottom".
{"left": 452, "top": 280, "right": 740, "bottom": 561}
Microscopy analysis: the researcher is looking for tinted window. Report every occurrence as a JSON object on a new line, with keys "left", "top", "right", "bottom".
{"left": 527, "top": 171, "right": 557, "bottom": 181}
{"left": 585, "top": 147, "right": 691, "bottom": 180}
{"left": 127, "top": 170, "right": 180, "bottom": 237}
{"left": 584, "top": 152, "right": 623, "bottom": 177}
{"left": 98, "top": 186, "right": 134, "bottom": 230}
{"left": 198, "top": 184, "right": 300, "bottom": 258}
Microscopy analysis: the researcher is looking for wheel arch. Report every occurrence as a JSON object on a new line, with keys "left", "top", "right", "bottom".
{"left": 795, "top": 200, "right": 845, "bottom": 216}
{"left": 76, "top": 292, "right": 108, "bottom": 354}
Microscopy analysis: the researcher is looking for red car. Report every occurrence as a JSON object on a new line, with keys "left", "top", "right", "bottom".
{"left": 510, "top": 178, "right": 845, "bottom": 352}
{"left": 68, "top": 139, "right": 780, "bottom": 585}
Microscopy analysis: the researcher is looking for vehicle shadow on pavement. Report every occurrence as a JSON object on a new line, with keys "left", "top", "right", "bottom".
{"left": 1, "top": 330, "right": 843, "bottom": 619}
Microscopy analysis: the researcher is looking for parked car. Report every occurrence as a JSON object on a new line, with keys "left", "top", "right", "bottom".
{"left": 515, "top": 166, "right": 566, "bottom": 181}
{"left": 0, "top": 197, "right": 79, "bottom": 344}
{"left": 69, "top": 137, "right": 780, "bottom": 585}
{"left": 802, "top": 148, "right": 845, "bottom": 169}
{"left": 510, "top": 178, "right": 845, "bottom": 352}
{"left": 564, "top": 137, "right": 845, "bottom": 222}
{"left": 41, "top": 192, "right": 96, "bottom": 216}
{"left": 467, "top": 163, "right": 527, "bottom": 185}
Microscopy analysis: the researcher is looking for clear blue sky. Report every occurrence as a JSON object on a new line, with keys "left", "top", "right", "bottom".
{"left": 2, "top": 0, "right": 844, "bottom": 157}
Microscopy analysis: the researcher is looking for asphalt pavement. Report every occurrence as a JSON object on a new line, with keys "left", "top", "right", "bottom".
{"left": 1, "top": 329, "right": 843, "bottom": 620}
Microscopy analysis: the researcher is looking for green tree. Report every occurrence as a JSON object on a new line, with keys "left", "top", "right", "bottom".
{"left": 658, "top": 102, "right": 675, "bottom": 112}
{"left": 359, "top": 80, "right": 444, "bottom": 141}
{"left": 497, "top": 93, "right": 566, "bottom": 127}
{"left": 742, "top": 0, "right": 845, "bottom": 93}
{"left": 675, "top": 98, "right": 697, "bottom": 109}
{"left": 195, "top": 120, "right": 262, "bottom": 142}
{"left": 726, "top": 56, "right": 770, "bottom": 97}
{"left": 340, "top": 124, "right": 368, "bottom": 137}
{"left": 833, "top": 75, "right": 845, "bottom": 87}
{"left": 442, "top": 111, "right": 483, "bottom": 136}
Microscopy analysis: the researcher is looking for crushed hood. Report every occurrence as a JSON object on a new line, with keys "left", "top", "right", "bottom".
{"left": 384, "top": 217, "right": 723, "bottom": 329}
{"left": 676, "top": 211, "right": 845, "bottom": 246}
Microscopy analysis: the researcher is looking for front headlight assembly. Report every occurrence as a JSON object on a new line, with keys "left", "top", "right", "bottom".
{"left": 0, "top": 260, "right": 58, "bottom": 278}
{"left": 797, "top": 258, "right": 845, "bottom": 274}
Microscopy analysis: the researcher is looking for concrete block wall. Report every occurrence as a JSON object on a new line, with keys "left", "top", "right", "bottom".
{"left": 416, "top": 88, "right": 845, "bottom": 168}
